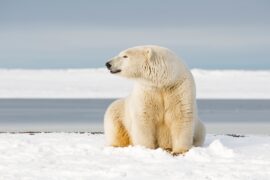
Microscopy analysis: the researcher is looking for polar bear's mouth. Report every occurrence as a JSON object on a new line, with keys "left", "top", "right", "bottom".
{"left": 110, "top": 69, "right": 121, "bottom": 74}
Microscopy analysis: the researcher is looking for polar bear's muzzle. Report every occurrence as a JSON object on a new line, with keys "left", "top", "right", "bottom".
{"left": 105, "top": 61, "right": 121, "bottom": 74}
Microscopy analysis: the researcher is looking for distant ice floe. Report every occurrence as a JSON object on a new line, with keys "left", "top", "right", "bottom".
{"left": 0, "top": 68, "right": 269, "bottom": 99}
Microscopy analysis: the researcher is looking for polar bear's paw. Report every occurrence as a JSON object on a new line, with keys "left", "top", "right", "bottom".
{"left": 171, "top": 148, "right": 189, "bottom": 156}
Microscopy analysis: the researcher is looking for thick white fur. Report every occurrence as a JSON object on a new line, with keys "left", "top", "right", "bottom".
{"left": 104, "top": 45, "right": 205, "bottom": 154}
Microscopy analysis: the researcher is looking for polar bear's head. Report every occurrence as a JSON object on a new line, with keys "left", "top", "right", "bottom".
{"left": 106, "top": 45, "right": 187, "bottom": 87}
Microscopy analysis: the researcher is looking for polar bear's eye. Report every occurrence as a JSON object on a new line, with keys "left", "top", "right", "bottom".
{"left": 123, "top": 55, "right": 128, "bottom": 58}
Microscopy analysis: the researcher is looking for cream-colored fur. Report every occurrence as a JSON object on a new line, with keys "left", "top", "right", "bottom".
{"left": 104, "top": 45, "right": 205, "bottom": 154}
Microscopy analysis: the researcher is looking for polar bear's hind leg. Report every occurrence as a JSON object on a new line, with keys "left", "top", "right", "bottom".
{"left": 193, "top": 119, "right": 206, "bottom": 147}
{"left": 104, "top": 99, "right": 131, "bottom": 147}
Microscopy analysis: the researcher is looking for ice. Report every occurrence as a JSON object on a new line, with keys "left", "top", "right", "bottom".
{"left": 0, "top": 68, "right": 269, "bottom": 99}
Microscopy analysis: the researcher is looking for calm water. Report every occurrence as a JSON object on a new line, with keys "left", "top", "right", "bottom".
{"left": 0, "top": 99, "right": 269, "bottom": 134}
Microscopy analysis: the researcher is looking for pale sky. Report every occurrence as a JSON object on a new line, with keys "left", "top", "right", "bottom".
{"left": 0, "top": 0, "right": 269, "bottom": 69}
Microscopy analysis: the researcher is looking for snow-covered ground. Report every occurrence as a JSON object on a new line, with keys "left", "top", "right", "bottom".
{"left": 1, "top": 69, "right": 269, "bottom": 179}
{"left": 0, "top": 68, "right": 270, "bottom": 99}
{"left": 0, "top": 133, "right": 269, "bottom": 180}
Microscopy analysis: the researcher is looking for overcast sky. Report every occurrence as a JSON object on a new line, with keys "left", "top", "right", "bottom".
{"left": 0, "top": 0, "right": 269, "bottom": 69}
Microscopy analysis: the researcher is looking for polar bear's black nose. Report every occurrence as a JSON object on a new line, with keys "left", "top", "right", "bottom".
{"left": 105, "top": 62, "right": 112, "bottom": 69}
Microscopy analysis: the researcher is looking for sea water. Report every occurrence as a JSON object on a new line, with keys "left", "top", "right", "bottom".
{"left": 0, "top": 99, "right": 269, "bottom": 134}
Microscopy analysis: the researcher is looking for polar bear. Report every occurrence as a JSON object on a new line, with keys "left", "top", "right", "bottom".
{"left": 104, "top": 45, "right": 205, "bottom": 154}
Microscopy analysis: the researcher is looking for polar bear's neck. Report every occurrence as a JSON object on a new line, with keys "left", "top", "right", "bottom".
{"left": 134, "top": 70, "right": 190, "bottom": 91}
{"left": 136, "top": 60, "right": 190, "bottom": 89}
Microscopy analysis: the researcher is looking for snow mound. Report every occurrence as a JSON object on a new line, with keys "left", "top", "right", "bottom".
{"left": 0, "top": 133, "right": 269, "bottom": 180}
{"left": 0, "top": 68, "right": 269, "bottom": 98}
{"left": 187, "top": 139, "right": 235, "bottom": 162}
{"left": 207, "top": 140, "right": 235, "bottom": 157}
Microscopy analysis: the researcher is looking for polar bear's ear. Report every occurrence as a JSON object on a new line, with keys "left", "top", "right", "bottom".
{"left": 144, "top": 47, "right": 153, "bottom": 61}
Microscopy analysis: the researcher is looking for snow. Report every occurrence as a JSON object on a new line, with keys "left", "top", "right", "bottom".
{"left": 0, "top": 133, "right": 269, "bottom": 180}
{"left": 0, "top": 68, "right": 269, "bottom": 99}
